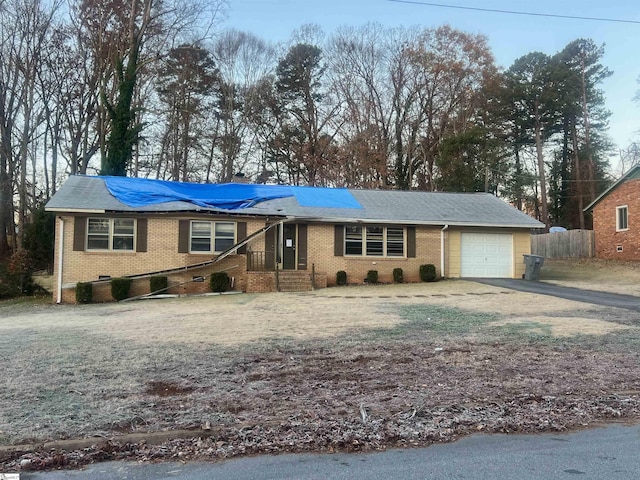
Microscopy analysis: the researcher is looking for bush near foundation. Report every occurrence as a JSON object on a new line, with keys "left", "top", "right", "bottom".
{"left": 393, "top": 268, "right": 403, "bottom": 283}
{"left": 419, "top": 264, "right": 437, "bottom": 282}
{"left": 336, "top": 270, "right": 347, "bottom": 285}
{"left": 366, "top": 270, "right": 378, "bottom": 284}
{"left": 150, "top": 276, "right": 168, "bottom": 295}
{"left": 111, "top": 278, "right": 132, "bottom": 301}
{"left": 210, "top": 272, "right": 229, "bottom": 292}
{"left": 76, "top": 282, "right": 93, "bottom": 303}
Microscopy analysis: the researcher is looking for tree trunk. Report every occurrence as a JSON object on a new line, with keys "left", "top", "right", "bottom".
{"left": 580, "top": 54, "right": 597, "bottom": 202}
{"left": 534, "top": 105, "right": 549, "bottom": 227}
{"left": 514, "top": 144, "right": 523, "bottom": 211}
{"left": 0, "top": 153, "right": 11, "bottom": 258}
{"left": 571, "top": 120, "right": 585, "bottom": 230}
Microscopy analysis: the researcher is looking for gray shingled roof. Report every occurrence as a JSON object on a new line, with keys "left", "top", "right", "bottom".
{"left": 46, "top": 175, "right": 543, "bottom": 228}
{"left": 584, "top": 164, "right": 640, "bottom": 212}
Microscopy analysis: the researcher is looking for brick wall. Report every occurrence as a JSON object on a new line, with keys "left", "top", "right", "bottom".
{"left": 593, "top": 179, "right": 640, "bottom": 260}
{"left": 53, "top": 214, "right": 531, "bottom": 302}
{"left": 307, "top": 224, "right": 442, "bottom": 285}
{"left": 246, "top": 272, "right": 276, "bottom": 293}
{"left": 53, "top": 215, "right": 266, "bottom": 303}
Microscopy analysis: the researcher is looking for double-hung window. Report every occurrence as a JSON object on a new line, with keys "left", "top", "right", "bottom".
{"left": 190, "top": 221, "right": 236, "bottom": 253}
{"left": 87, "top": 218, "right": 135, "bottom": 251}
{"left": 386, "top": 227, "right": 405, "bottom": 256}
{"left": 616, "top": 205, "right": 628, "bottom": 231}
{"left": 344, "top": 225, "right": 405, "bottom": 257}
{"left": 345, "top": 226, "right": 363, "bottom": 255}
{"left": 214, "top": 222, "right": 235, "bottom": 252}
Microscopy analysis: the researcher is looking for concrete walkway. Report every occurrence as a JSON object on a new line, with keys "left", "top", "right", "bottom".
{"left": 473, "top": 278, "right": 640, "bottom": 312}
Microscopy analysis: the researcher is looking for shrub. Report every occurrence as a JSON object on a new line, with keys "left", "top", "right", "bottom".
{"left": 76, "top": 282, "right": 93, "bottom": 303}
{"left": 393, "top": 267, "right": 403, "bottom": 283}
{"left": 419, "top": 264, "right": 437, "bottom": 282}
{"left": 7, "top": 249, "right": 35, "bottom": 295}
{"left": 366, "top": 270, "right": 378, "bottom": 284}
{"left": 22, "top": 205, "right": 55, "bottom": 273}
{"left": 0, "top": 252, "right": 36, "bottom": 299}
{"left": 209, "top": 272, "right": 229, "bottom": 293}
{"left": 111, "top": 277, "right": 132, "bottom": 301}
{"left": 336, "top": 270, "right": 347, "bottom": 286}
{"left": 0, "top": 264, "right": 20, "bottom": 298}
{"left": 0, "top": 263, "right": 16, "bottom": 299}
{"left": 150, "top": 276, "right": 168, "bottom": 295}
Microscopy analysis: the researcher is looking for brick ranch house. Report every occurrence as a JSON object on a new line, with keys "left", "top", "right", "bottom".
{"left": 585, "top": 164, "right": 640, "bottom": 260}
{"left": 45, "top": 175, "right": 543, "bottom": 303}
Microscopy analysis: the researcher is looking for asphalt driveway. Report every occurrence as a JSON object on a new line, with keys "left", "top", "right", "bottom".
{"left": 474, "top": 278, "right": 640, "bottom": 312}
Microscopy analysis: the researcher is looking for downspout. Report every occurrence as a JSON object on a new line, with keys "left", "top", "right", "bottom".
{"left": 440, "top": 224, "right": 449, "bottom": 279}
{"left": 56, "top": 217, "right": 64, "bottom": 304}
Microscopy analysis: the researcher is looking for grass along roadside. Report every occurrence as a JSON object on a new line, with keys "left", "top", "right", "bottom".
{"left": 540, "top": 258, "right": 640, "bottom": 295}
{"left": 1, "top": 268, "right": 640, "bottom": 470}
{"left": 1, "top": 295, "right": 639, "bottom": 447}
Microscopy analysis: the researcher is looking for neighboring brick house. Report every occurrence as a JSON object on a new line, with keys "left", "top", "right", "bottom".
{"left": 45, "top": 176, "right": 543, "bottom": 303}
{"left": 585, "top": 165, "right": 640, "bottom": 260}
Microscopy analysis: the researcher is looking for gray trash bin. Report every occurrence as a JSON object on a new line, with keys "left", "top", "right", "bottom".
{"left": 523, "top": 254, "right": 545, "bottom": 281}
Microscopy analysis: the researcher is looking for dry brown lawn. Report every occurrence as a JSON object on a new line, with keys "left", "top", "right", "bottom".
{"left": 541, "top": 258, "right": 640, "bottom": 295}
{"left": 1, "top": 258, "right": 640, "bottom": 471}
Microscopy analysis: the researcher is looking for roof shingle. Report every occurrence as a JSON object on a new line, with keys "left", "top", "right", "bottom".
{"left": 46, "top": 175, "right": 543, "bottom": 228}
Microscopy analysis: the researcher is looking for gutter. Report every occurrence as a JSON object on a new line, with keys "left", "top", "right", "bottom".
{"left": 440, "top": 224, "right": 449, "bottom": 278}
{"left": 280, "top": 216, "right": 542, "bottom": 229}
{"left": 56, "top": 217, "right": 64, "bottom": 304}
{"left": 46, "top": 208, "right": 106, "bottom": 214}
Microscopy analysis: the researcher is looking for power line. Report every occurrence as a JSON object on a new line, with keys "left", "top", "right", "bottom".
{"left": 386, "top": 0, "right": 640, "bottom": 25}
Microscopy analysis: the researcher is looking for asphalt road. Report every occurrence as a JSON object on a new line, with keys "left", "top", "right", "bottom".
{"left": 22, "top": 424, "right": 640, "bottom": 480}
{"left": 473, "top": 278, "right": 640, "bottom": 311}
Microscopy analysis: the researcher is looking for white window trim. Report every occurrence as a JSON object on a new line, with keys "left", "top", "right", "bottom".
{"left": 344, "top": 225, "right": 406, "bottom": 258}
{"left": 86, "top": 218, "right": 136, "bottom": 251}
{"left": 616, "top": 205, "right": 628, "bottom": 232}
{"left": 189, "top": 220, "right": 236, "bottom": 254}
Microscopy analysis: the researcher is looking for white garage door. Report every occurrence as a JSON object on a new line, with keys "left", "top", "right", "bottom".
{"left": 460, "top": 233, "right": 513, "bottom": 278}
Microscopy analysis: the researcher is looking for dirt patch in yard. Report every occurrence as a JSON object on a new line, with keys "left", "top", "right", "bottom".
{"left": 146, "top": 381, "right": 195, "bottom": 397}
{"left": 2, "top": 269, "right": 640, "bottom": 471}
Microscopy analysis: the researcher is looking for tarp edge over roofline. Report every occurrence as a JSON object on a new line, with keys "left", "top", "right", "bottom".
{"left": 100, "top": 176, "right": 362, "bottom": 210}
{"left": 102, "top": 176, "right": 295, "bottom": 209}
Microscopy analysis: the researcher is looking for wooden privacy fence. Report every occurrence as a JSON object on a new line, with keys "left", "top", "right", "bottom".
{"left": 530, "top": 230, "right": 594, "bottom": 258}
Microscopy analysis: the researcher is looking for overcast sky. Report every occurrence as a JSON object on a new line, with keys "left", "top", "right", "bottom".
{"left": 223, "top": 0, "right": 640, "bottom": 167}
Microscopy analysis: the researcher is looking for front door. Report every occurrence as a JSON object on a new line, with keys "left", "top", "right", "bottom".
{"left": 282, "top": 224, "right": 297, "bottom": 270}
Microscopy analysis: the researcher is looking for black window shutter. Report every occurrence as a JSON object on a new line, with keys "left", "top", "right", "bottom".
{"left": 73, "top": 217, "right": 86, "bottom": 251}
{"left": 136, "top": 218, "right": 148, "bottom": 252}
{"left": 334, "top": 225, "right": 344, "bottom": 256}
{"left": 178, "top": 220, "right": 190, "bottom": 253}
{"left": 265, "top": 223, "right": 276, "bottom": 270}
{"left": 407, "top": 226, "right": 416, "bottom": 258}
{"left": 237, "top": 221, "right": 247, "bottom": 254}
{"left": 297, "top": 224, "right": 308, "bottom": 270}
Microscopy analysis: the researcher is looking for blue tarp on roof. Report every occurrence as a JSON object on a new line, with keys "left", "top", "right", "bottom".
{"left": 290, "top": 186, "right": 361, "bottom": 209}
{"left": 101, "top": 176, "right": 361, "bottom": 210}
